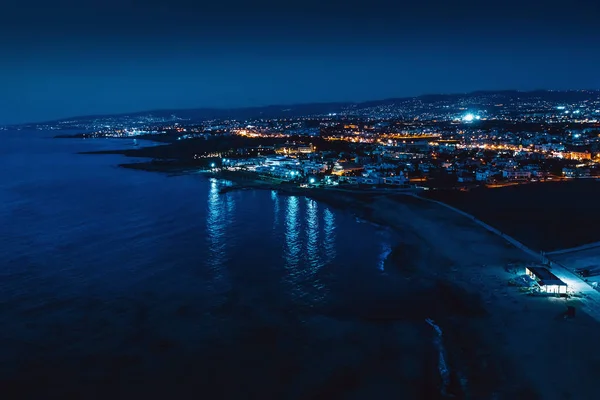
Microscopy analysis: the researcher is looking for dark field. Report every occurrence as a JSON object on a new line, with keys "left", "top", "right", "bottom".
{"left": 424, "top": 180, "right": 600, "bottom": 252}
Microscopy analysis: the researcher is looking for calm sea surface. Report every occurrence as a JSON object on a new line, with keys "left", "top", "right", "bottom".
{"left": 0, "top": 130, "right": 437, "bottom": 398}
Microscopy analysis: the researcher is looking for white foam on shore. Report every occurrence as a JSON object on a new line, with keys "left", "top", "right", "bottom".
{"left": 426, "top": 318, "right": 453, "bottom": 397}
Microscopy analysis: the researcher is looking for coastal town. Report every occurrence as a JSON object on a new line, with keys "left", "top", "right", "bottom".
{"left": 12, "top": 90, "right": 600, "bottom": 399}
{"left": 46, "top": 90, "right": 600, "bottom": 191}
{"left": 6, "top": 0, "right": 600, "bottom": 396}
{"left": 47, "top": 90, "right": 600, "bottom": 299}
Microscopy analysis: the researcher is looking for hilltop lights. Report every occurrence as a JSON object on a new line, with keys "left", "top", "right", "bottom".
{"left": 462, "top": 113, "right": 475, "bottom": 122}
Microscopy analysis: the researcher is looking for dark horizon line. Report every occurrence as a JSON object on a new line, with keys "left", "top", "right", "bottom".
{"left": 7, "top": 88, "right": 600, "bottom": 127}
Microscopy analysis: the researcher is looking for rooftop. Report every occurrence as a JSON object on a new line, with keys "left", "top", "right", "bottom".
{"left": 526, "top": 266, "right": 568, "bottom": 286}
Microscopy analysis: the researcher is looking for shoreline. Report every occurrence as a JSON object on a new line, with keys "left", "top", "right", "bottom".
{"left": 84, "top": 156, "right": 600, "bottom": 398}
{"left": 211, "top": 171, "right": 600, "bottom": 398}
{"left": 116, "top": 157, "right": 600, "bottom": 252}
{"left": 197, "top": 168, "right": 600, "bottom": 398}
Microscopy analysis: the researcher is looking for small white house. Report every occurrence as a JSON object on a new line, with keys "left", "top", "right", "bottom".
{"left": 525, "top": 266, "right": 568, "bottom": 295}
{"left": 383, "top": 176, "right": 407, "bottom": 185}
{"left": 502, "top": 170, "right": 531, "bottom": 180}
{"left": 475, "top": 170, "right": 490, "bottom": 182}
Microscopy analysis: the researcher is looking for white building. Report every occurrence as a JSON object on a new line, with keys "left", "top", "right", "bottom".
{"left": 475, "top": 170, "right": 491, "bottom": 182}
{"left": 502, "top": 170, "right": 531, "bottom": 180}
{"left": 563, "top": 167, "right": 591, "bottom": 178}
{"left": 383, "top": 176, "right": 408, "bottom": 185}
{"left": 525, "top": 267, "right": 568, "bottom": 295}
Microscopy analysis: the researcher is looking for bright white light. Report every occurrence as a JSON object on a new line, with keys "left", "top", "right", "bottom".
{"left": 309, "top": 178, "right": 316, "bottom": 184}
{"left": 557, "top": 106, "right": 566, "bottom": 110}
{"left": 462, "top": 114, "right": 475, "bottom": 122}
{"left": 475, "top": 115, "right": 481, "bottom": 120}
{"left": 210, "top": 163, "right": 216, "bottom": 168}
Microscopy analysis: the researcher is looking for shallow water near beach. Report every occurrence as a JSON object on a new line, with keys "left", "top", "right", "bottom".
{"left": 0, "top": 130, "right": 473, "bottom": 398}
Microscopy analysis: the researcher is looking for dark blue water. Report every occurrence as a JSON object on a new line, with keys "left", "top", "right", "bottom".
{"left": 0, "top": 131, "right": 434, "bottom": 398}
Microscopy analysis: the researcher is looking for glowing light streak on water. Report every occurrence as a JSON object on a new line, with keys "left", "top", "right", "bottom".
{"left": 271, "top": 190, "right": 279, "bottom": 230}
{"left": 323, "top": 208, "right": 336, "bottom": 264}
{"left": 284, "top": 196, "right": 300, "bottom": 270}
{"left": 206, "top": 178, "right": 230, "bottom": 294}
{"left": 305, "top": 198, "right": 320, "bottom": 269}
{"left": 306, "top": 198, "right": 327, "bottom": 301}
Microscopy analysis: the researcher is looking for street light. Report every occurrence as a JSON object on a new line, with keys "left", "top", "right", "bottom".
{"left": 309, "top": 177, "right": 316, "bottom": 184}
{"left": 210, "top": 163, "right": 216, "bottom": 168}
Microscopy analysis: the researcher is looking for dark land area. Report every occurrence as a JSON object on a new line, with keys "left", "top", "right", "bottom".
{"left": 424, "top": 180, "right": 600, "bottom": 252}
{"left": 80, "top": 135, "right": 355, "bottom": 160}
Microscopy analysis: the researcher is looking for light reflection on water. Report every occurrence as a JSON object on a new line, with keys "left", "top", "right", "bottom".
{"left": 1, "top": 131, "right": 420, "bottom": 397}
{"left": 306, "top": 198, "right": 327, "bottom": 301}
{"left": 281, "top": 195, "right": 335, "bottom": 304}
{"left": 284, "top": 196, "right": 301, "bottom": 270}
{"left": 323, "top": 207, "right": 336, "bottom": 264}
{"left": 306, "top": 198, "right": 320, "bottom": 268}
{"left": 206, "top": 178, "right": 231, "bottom": 294}
{"left": 271, "top": 190, "right": 279, "bottom": 230}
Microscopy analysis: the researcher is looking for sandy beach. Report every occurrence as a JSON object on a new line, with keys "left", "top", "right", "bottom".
{"left": 360, "top": 195, "right": 600, "bottom": 399}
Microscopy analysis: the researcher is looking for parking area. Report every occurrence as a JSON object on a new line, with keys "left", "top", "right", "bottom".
{"left": 554, "top": 247, "right": 600, "bottom": 289}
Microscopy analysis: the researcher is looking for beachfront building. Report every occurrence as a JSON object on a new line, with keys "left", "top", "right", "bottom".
{"left": 502, "top": 169, "right": 532, "bottom": 180}
{"left": 383, "top": 176, "right": 408, "bottom": 186}
{"left": 332, "top": 162, "right": 364, "bottom": 176}
{"left": 301, "top": 160, "right": 327, "bottom": 175}
{"left": 475, "top": 170, "right": 491, "bottom": 182}
{"left": 525, "top": 267, "right": 568, "bottom": 295}
{"left": 274, "top": 143, "right": 315, "bottom": 155}
{"left": 562, "top": 167, "right": 591, "bottom": 178}
{"left": 457, "top": 171, "right": 475, "bottom": 183}
{"left": 222, "top": 157, "right": 263, "bottom": 168}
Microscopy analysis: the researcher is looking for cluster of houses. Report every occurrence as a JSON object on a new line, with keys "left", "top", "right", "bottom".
{"left": 215, "top": 132, "right": 600, "bottom": 189}
{"left": 221, "top": 154, "right": 409, "bottom": 187}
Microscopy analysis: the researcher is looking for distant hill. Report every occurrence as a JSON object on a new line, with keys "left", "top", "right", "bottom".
{"left": 10, "top": 89, "right": 600, "bottom": 127}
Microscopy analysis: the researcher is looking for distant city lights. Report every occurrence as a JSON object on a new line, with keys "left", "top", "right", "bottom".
{"left": 462, "top": 113, "right": 480, "bottom": 122}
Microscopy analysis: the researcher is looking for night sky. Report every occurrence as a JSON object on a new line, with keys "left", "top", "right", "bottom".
{"left": 1, "top": 0, "right": 599, "bottom": 124}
